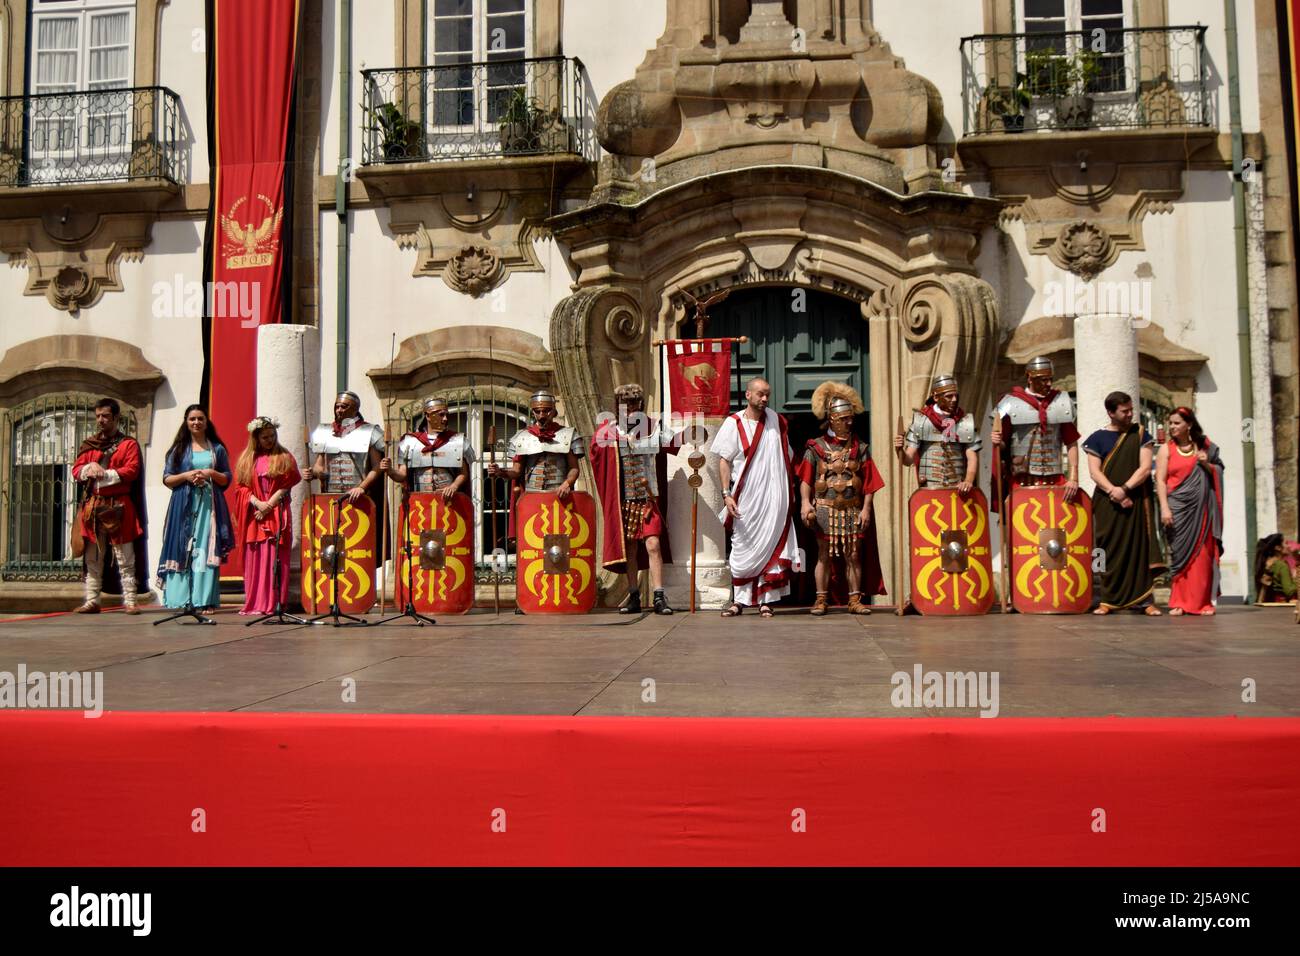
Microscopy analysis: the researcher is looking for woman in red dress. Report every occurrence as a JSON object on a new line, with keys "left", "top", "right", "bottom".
{"left": 233, "top": 416, "right": 302, "bottom": 614}
{"left": 1155, "top": 407, "right": 1224, "bottom": 616}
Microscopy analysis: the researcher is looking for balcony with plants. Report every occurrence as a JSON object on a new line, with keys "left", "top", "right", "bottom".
{"left": 961, "top": 26, "right": 1210, "bottom": 137}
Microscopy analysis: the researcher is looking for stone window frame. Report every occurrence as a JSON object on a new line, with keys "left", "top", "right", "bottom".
{"left": 983, "top": 0, "right": 1166, "bottom": 34}
{"left": 0, "top": 334, "right": 163, "bottom": 584}
{"left": 1, "top": 0, "right": 170, "bottom": 99}
{"left": 391, "top": 0, "right": 562, "bottom": 68}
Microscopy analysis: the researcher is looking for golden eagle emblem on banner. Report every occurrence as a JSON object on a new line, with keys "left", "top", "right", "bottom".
{"left": 221, "top": 194, "right": 283, "bottom": 269}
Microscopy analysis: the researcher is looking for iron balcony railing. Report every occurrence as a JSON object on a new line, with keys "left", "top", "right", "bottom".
{"left": 0, "top": 85, "right": 182, "bottom": 187}
{"left": 960, "top": 25, "right": 1210, "bottom": 135}
{"left": 360, "top": 55, "right": 595, "bottom": 165}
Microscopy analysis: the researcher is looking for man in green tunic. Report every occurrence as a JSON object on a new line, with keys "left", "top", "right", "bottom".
{"left": 1082, "top": 391, "right": 1164, "bottom": 615}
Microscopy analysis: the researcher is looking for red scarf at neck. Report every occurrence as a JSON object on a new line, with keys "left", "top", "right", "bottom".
{"left": 528, "top": 421, "right": 560, "bottom": 442}
{"left": 1009, "top": 386, "right": 1058, "bottom": 433}
{"left": 403, "top": 429, "right": 453, "bottom": 454}
{"left": 332, "top": 415, "right": 367, "bottom": 438}
{"left": 923, "top": 402, "right": 965, "bottom": 440}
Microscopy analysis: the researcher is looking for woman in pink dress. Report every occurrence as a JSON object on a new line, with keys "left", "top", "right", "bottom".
{"left": 1155, "top": 407, "right": 1225, "bottom": 616}
{"left": 233, "top": 416, "right": 302, "bottom": 614}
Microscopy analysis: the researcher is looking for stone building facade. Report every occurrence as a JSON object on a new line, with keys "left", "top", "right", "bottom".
{"left": 0, "top": 0, "right": 1294, "bottom": 609}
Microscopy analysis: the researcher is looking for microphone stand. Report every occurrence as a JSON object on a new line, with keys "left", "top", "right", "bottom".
{"left": 155, "top": 474, "right": 215, "bottom": 627}
{"left": 307, "top": 493, "right": 369, "bottom": 627}
{"left": 245, "top": 497, "right": 307, "bottom": 626}
{"left": 373, "top": 474, "right": 437, "bottom": 626}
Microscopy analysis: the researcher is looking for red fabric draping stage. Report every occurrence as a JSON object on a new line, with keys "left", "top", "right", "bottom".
{"left": 0, "top": 713, "right": 1296, "bottom": 867}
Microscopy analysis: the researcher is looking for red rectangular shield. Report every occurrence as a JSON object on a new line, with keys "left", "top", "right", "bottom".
{"left": 515, "top": 492, "right": 597, "bottom": 615}
{"left": 1008, "top": 486, "right": 1094, "bottom": 614}
{"left": 300, "top": 494, "right": 377, "bottom": 615}
{"left": 908, "top": 487, "right": 995, "bottom": 616}
{"left": 395, "top": 492, "right": 475, "bottom": 615}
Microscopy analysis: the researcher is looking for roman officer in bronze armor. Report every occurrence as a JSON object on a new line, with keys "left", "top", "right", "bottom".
{"left": 894, "top": 374, "right": 981, "bottom": 492}
{"left": 797, "top": 382, "right": 886, "bottom": 616}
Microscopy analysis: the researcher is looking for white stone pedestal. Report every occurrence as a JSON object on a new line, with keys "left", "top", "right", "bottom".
{"left": 256, "top": 324, "right": 321, "bottom": 578}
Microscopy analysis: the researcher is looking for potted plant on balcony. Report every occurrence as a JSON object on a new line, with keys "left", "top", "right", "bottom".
{"left": 1057, "top": 48, "right": 1101, "bottom": 129}
{"left": 362, "top": 101, "right": 424, "bottom": 162}
{"left": 985, "top": 72, "right": 1032, "bottom": 133}
{"left": 1025, "top": 47, "right": 1101, "bottom": 129}
{"left": 498, "top": 89, "right": 540, "bottom": 155}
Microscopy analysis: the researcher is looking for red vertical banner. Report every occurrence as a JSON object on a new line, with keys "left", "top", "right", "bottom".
{"left": 665, "top": 339, "right": 732, "bottom": 416}
{"left": 204, "top": 0, "right": 299, "bottom": 579}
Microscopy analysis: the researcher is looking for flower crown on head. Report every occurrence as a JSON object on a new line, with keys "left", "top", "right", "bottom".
{"left": 247, "top": 415, "right": 280, "bottom": 433}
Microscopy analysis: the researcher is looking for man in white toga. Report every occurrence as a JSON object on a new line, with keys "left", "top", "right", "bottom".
{"left": 711, "top": 377, "right": 804, "bottom": 619}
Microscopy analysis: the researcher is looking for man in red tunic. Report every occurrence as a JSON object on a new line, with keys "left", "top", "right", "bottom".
{"left": 71, "top": 398, "right": 147, "bottom": 614}
{"left": 589, "top": 383, "right": 675, "bottom": 615}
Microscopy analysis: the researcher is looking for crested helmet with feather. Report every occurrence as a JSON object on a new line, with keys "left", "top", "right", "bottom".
{"left": 811, "top": 381, "right": 864, "bottom": 421}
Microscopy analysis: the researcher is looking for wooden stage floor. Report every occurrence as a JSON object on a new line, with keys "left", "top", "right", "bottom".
{"left": 0, "top": 604, "right": 1296, "bottom": 717}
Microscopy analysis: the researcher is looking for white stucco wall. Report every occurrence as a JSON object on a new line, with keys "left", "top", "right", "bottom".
{"left": 157, "top": 0, "right": 210, "bottom": 185}
{"left": 563, "top": 0, "right": 667, "bottom": 105}
{"left": 873, "top": 0, "right": 985, "bottom": 143}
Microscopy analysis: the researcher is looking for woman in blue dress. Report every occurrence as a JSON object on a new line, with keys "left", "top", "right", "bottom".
{"left": 157, "top": 404, "right": 235, "bottom": 611}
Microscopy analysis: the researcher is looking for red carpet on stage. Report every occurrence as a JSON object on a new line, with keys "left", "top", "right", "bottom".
{"left": 0, "top": 713, "right": 1296, "bottom": 866}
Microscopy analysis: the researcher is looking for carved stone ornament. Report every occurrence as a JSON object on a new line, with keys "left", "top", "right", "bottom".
{"left": 592, "top": 0, "right": 948, "bottom": 199}
{"left": 1050, "top": 220, "right": 1114, "bottom": 280}
{"left": 383, "top": 189, "right": 550, "bottom": 298}
{"left": 445, "top": 245, "right": 504, "bottom": 298}
{"left": 0, "top": 208, "right": 155, "bottom": 314}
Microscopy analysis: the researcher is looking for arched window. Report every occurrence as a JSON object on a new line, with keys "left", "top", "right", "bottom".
{"left": 2, "top": 393, "right": 136, "bottom": 580}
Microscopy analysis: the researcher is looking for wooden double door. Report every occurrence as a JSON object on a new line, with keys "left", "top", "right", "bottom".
{"left": 707, "top": 286, "right": 872, "bottom": 604}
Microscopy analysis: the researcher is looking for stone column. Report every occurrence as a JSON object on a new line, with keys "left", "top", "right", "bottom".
{"left": 1072, "top": 313, "right": 1140, "bottom": 494}
{"left": 256, "top": 324, "right": 321, "bottom": 581}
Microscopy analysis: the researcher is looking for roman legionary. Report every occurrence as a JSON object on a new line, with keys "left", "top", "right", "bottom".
{"left": 380, "top": 396, "right": 475, "bottom": 498}
{"left": 797, "top": 382, "right": 885, "bottom": 616}
{"left": 588, "top": 383, "right": 675, "bottom": 615}
{"left": 488, "top": 388, "right": 583, "bottom": 526}
{"left": 304, "top": 390, "right": 385, "bottom": 501}
{"left": 71, "top": 397, "right": 148, "bottom": 614}
{"left": 1083, "top": 390, "right": 1163, "bottom": 615}
{"left": 990, "top": 356, "right": 1081, "bottom": 501}
{"left": 895, "top": 374, "right": 981, "bottom": 492}
{"left": 712, "top": 377, "right": 803, "bottom": 619}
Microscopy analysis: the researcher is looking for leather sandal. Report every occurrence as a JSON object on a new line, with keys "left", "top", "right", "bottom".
{"left": 809, "top": 592, "right": 830, "bottom": 616}
{"left": 846, "top": 592, "right": 871, "bottom": 615}
{"left": 721, "top": 602, "right": 744, "bottom": 618}
{"left": 759, "top": 604, "right": 775, "bottom": 618}
{"left": 73, "top": 602, "right": 100, "bottom": 614}
{"left": 1143, "top": 605, "right": 1163, "bottom": 616}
